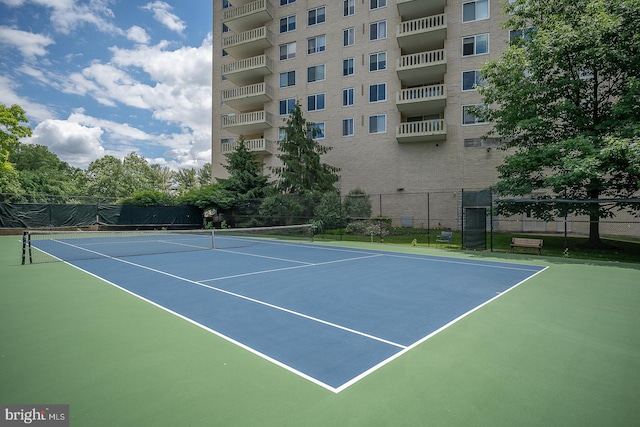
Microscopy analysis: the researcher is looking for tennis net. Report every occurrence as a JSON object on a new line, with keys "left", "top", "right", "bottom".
{"left": 22, "top": 224, "right": 315, "bottom": 264}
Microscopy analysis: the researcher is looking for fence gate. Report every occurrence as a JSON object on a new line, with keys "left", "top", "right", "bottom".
{"left": 462, "top": 190, "right": 492, "bottom": 250}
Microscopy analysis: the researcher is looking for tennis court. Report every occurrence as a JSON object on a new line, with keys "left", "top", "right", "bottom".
{"left": 1, "top": 231, "right": 638, "bottom": 426}
{"left": 20, "top": 227, "right": 546, "bottom": 392}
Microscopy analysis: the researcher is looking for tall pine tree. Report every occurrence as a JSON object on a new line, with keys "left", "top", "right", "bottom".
{"left": 271, "top": 101, "right": 339, "bottom": 195}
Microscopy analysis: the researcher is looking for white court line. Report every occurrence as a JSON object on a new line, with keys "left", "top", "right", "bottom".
{"left": 220, "top": 239, "right": 544, "bottom": 272}
{"left": 42, "top": 238, "right": 548, "bottom": 393}
{"left": 198, "top": 253, "right": 385, "bottom": 282}
{"left": 52, "top": 239, "right": 406, "bottom": 352}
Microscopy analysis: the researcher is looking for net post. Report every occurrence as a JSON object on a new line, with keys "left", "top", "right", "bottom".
{"left": 21, "top": 231, "right": 26, "bottom": 265}
{"left": 21, "top": 231, "right": 32, "bottom": 265}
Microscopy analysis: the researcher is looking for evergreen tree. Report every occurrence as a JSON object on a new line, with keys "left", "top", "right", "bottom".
{"left": 218, "top": 137, "right": 270, "bottom": 225}
{"left": 271, "top": 101, "right": 339, "bottom": 195}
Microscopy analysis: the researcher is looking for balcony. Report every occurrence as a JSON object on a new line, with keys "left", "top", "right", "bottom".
{"left": 221, "top": 138, "right": 273, "bottom": 156}
{"left": 224, "top": 0, "right": 253, "bottom": 6}
{"left": 396, "top": 119, "right": 446, "bottom": 143}
{"left": 397, "top": 0, "right": 446, "bottom": 20}
{"left": 223, "top": 0, "right": 274, "bottom": 34}
{"left": 222, "top": 54, "right": 273, "bottom": 86}
{"left": 397, "top": 13, "right": 446, "bottom": 54}
{"left": 222, "top": 82, "right": 274, "bottom": 112}
{"left": 397, "top": 49, "right": 446, "bottom": 86}
{"left": 396, "top": 84, "right": 446, "bottom": 117}
{"left": 223, "top": 26, "right": 273, "bottom": 60}
{"left": 222, "top": 110, "right": 274, "bottom": 135}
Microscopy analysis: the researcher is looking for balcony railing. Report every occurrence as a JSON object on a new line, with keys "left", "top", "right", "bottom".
{"left": 222, "top": 54, "right": 273, "bottom": 86}
{"left": 223, "top": 0, "right": 274, "bottom": 34}
{"left": 222, "top": 82, "right": 274, "bottom": 112}
{"left": 396, "top": 84, "right": 446, "bottom": 116}
{"left": 221, "top": 138, "right": 273, "bottom": 156}
{"left": 397, "top": 13, "right": 446, "bottom": 53}
{"left": 396, "top": 119, "right": 446, "bottom": 143}
{"left": 397, "top": 49, "right": 445, "bottom": 69}
{"left": 222, "top": 110, "right": 274, "bottom": 135}
{"left": 397, "top": 49, "right": 446, "bottom": 86}
{"left": 223, "top": 26, "right": 273, "bottom": 59}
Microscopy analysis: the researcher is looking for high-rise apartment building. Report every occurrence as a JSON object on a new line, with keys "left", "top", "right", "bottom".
{"left": 212, "top": 0, "right": 511, "bottom": 195}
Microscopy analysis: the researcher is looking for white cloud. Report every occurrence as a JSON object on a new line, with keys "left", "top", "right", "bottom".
{"left": 126, "top": 25, "right": 150, "bottom": 44}
{"left": 0, "top": 75, "right": 55, "bottom": 122}
{"left": 142, "top": 1, "right": 186, "bottom": 34}
{"left": 0, "top": 26, "right": 54, "bottom": 58}
{"left": 30, "top": 118, "right": 106, "bottom": 168}
{"left": 1, "top": 0, "right": 122, "bottom": 35}
{"left": 69, "top": 111, "right": 152, "bottom": 142}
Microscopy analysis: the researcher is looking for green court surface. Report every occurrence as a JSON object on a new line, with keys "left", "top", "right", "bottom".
{"left": 1, "top": 235, "right": 639, "bottom": 426}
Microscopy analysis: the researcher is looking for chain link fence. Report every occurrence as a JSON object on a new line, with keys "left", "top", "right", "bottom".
{"left": 3, "top": 191, "right": 639, "bottom": 243}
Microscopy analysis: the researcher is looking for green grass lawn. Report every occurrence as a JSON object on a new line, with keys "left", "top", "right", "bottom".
{"left": 318, "top": 228, "right": 640, "bottom": 264}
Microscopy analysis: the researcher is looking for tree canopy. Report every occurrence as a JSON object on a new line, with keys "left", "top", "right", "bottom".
{"left": 0, "top": 104, "right": 32, "bottom": 194}
{"left": 271, "top": 100, "right": 340, "bottom": 195}
{"left": 478, "top": 0, "right": 640, "bottom": 244}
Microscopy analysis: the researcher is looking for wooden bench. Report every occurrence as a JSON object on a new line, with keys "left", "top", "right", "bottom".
{"left": 510, "top": 237, "right": 543, "bottom": 254}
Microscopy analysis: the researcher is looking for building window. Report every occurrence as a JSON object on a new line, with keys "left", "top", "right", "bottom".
{"left": 462, "top": 70, "right": 485, "bottom": 91}
{"left": 342, "top": 88, "right": 354, "bottom": 106}
{"left": 222, "top": 24, "right": 230, "bottom": 33}
{"left": 280, "top": 70, "right": 296, "bottom": 87}
{"left": 462, "top": 0, "right": 489, "bottom": 23}
{"left": 223, "top": 0, "right": 231, "bottom": 9}
{"left": 342, "top": 118, "right": 354, "bottom": 136}
{"left": 344, "top": 0, "right": 354, "bottom": 16}
{"left": 278, "top": 127, "right": 287, "bottom": 142}
{"left": 307, "top": 35, "right": 326, "bottom": 54}
{"left": 462, "top": 34, "right": 489, "bottom": 56}
{"left": 279, "top": 42, "right": 296, "bottom": 60}
{"left": 509, "top": 27, "right": 534, "bottom": 43}
{"left": 369, "top": 83, "right": 386, "bottom": 102}
{"left": 370, "top": 0, "right": 386, "bottom": 10}
{"left": 308, "top": 6, "right": 326, "bottom": 26}
{"left": 222, "top": 49, "right": 228, "bottom": 57}
{"left": 343, "top": 58, "right": 354, "bottom": 76}
{"left": 343, "top": 27, "right": 355, "bottom": 46}
{"left": 307, "top": 93, "right": 325, "bottom": 111}
{"left": 307, "top": 64, "right": 325, "bottom": 83}
{"left": 280, "top": 15, "right": 296, "bottom": 33}
{"left": 279, "top": 98, "right": 296, "bottom": 115}
{"left": 309, "top": 122, "right": 325, "bottom": 139}
{"left": 369, "top": 51, "right": 386, "bottom": 71}
{"left": 369, "top": 115, "right": 387, "bottom": 133}
{"left": 462, "top": 104, "right": 489, "bottom": 125}
{"left": 370, "top": 20, "right": 387, "bottom": 41}
{"left": 280, "top": 0, "right": 295, "bottom": 5}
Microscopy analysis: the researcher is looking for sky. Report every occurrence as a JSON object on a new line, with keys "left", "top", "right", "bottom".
{"left": 0, "top": 0, "right": 212, "bottom": 170}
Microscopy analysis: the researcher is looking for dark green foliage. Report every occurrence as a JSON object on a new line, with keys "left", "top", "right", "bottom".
{"left": 178, "top": 184, "right": 235, "bottom": 211}
{"left": 217, "top": 137, "right": 271, "bottom": 226}
{"left": 119, "top": 190, "right": 177, "bottom": 206}
{"left": 343, "top": 188, "right": 373, "bottom": 219}
{"left": 271, "top": 101, "right": 339, "bottom": 195}
{"left": 1, "top": 104, "right": 32, "bottom": 194}
{"left": 313, "top": 192, "right": 346, "bottom": 231}
{"left": 478, "top": 0, "right": 640, "bottom": 244}
{"left": 8, "top": 144, "right": 81, "bottom": 201}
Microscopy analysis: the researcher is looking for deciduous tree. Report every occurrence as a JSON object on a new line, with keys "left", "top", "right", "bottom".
{"left": 478, "top": 0, "right": 640, "bottom": 245}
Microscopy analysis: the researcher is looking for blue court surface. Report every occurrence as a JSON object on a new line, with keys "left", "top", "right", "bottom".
{"left": 34, "top": 238, "right": 546, "bottom": 392}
